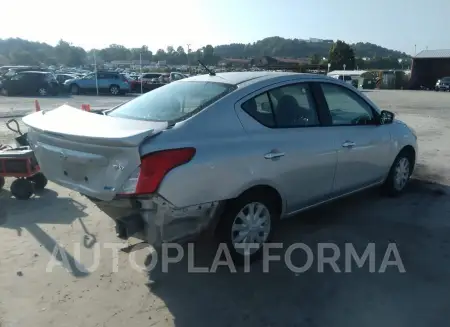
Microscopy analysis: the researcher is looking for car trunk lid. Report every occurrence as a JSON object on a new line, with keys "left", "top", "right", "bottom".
{"left": 22, "top": 105, "right": 168, "bottom": 201}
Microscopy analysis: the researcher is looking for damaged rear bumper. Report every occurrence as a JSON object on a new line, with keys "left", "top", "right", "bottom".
{"left": 92, "top": 194, "right": 224, "bottom": 246}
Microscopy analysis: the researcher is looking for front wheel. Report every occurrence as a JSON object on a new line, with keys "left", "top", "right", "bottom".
{"left": 382, "top": 150, "right": 413, "bottom": 196}
{"left": 37, "top": 87, "right": 48, "bottom": 96}
{"left": 216, "top": 191, "right": 278, "bottom": 265}
{"left": 70, "top": 84, "right": 79, "bottom": 95}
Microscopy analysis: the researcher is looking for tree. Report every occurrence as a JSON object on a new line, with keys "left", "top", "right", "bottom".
{"left": 176, "top": 46, "right": 185, "bottom": 54}
{"left": 10, "top": 50, "right": 38, "bottom": 65}
{"left": 166, "top": 46, "right": 175, "bottom": 55}
{"left": 309, "top": 53, "right": 320, "bottom": 65}
{"left": 0, "top": 36, "right": 408, "bottom": 69}
{"left": 329, "top": 40, "right": 356, "bottom": 70}
{"left": 0, "top": 54, "right": 9, "bottom": 65}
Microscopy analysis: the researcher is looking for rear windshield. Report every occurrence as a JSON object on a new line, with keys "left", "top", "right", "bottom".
{"left": 108, "top": 81, "right": 236, "bottom": 123}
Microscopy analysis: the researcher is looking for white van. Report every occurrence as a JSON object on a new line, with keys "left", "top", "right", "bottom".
{"left": 329, "top": 74, "right": 353, "bottom": 84}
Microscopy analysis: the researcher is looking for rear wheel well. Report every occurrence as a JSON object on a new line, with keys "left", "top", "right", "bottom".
{"left": 229, "top": 185, "right": 283, "bottom": 215}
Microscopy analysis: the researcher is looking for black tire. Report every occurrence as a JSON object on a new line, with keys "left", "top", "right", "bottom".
{"left": 10, "top": 178, "right": 34, "bottom": 200}
{"left": 382, "top": 149, "right": 414, "bottom": 197}
{"left": 109, "top": 85, "right": 120, "bottom": 96}
{"left": 28, "top": 172, "right": 48, "bottom": 190}
{"left": 70, "top": 84, "right": 79, "bottom": 95}
{"left": 216, "top": 190, "right": 279, "bottom": 265}
{"left": 0, "top": 176, "right": 5, "bottom": 190}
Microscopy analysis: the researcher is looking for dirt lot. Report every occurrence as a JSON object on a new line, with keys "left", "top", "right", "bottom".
{"left": 1, "top": 90, "right": 450, "bottom": 327}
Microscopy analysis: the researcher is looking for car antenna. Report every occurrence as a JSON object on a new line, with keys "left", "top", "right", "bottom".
{"left": 198, "top": 60, "right": 215, "bottom": 76}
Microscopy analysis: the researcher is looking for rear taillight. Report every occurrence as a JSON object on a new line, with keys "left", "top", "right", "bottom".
{"left": 119, "top": 148, "right": 196, "bottom": 196}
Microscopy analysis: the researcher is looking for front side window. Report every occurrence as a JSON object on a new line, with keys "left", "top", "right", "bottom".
{"left": 10, "top": 74, "right": 23, "bottom": 81}
{"left": 320, "top": 83, "right": 375, "bottom": 126}
{"left": 108, "top": 81, "right": 236, "bottom": 123}
{"left": 269, "top": 83, "right": 319, "bottom": 127}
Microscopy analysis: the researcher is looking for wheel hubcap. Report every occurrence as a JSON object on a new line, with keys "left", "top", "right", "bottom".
{"left": 111, "top": 87, "right": 118, "bottom": 94}
{"left": 394, "top": 157, "right": 410, "bottom": 191}
{"left": 231, "top": 202, "right": 271, "bottom": 255}
{"left": 39, "top": 88, "right": 47, "bottom": 95}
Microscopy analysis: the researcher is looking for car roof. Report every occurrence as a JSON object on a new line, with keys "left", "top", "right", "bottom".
{"left": 183, "top": 71, "right": 328, "bottom": 86}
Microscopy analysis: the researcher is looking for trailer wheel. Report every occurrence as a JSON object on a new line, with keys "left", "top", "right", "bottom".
{"left": 28, "top": 172, "right": 48, "bottom": 190}
{"left": 10, "top": 179, "right": 34, "bottom": 200}
{"left": 0, "top": 176, "right": 5, "bottom": 190}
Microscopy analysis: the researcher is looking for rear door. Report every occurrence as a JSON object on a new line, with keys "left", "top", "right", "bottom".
{"left": 81, "top": 73, "right": 96, "bottom": 90}
{"left": 235, "top": 82, "right": 338, "bottom": 213}
{"left": 317, "top": 82, "right": 391, "bottom": 195}
{"left": 97, "top": 72, "right": 111, "bottom": 91}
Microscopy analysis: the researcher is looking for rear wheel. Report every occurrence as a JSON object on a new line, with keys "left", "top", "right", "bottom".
{"left": 216, "top": 191, "right": 279, "bottom": 265}
{"left": 109, "top": 85, "right": 120, "bottom": 95}
{"left": 10, "top": 178, "right": 34, "bottom": 200}
{"left": 27, "top": 172, "right": 48, "bottom": 191}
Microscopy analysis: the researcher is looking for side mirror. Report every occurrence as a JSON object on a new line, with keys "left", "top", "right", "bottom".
{"left": 380, "top": 110, "right": 395, "bottom": 124}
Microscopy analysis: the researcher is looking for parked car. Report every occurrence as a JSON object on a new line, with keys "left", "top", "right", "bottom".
{"left": 64, "top": 71, "right": 130, "bottom": 95}
{"left": 140, "top": 73, "right": 163, "bottom": 84}
{"left": 1, "top": 71, "right": 59, "bottom": 96}
{"left": 169, "top": 72, "right": 187, "bottom": 82}
{"left": 23, "top": 72, "right": 418, "bottom": 263}
{"left": 435, "top": 77, "right": 450, "bottom": 91}
{"left": 56, "top": 73, "right": 77, "bottom": 85}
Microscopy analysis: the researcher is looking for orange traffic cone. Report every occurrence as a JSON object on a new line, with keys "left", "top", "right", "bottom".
{"left": 35, "top": 100, "right": 41, "bottom": 112}
{"left": 81, "top": 104, "right": 91, "bottom": 112}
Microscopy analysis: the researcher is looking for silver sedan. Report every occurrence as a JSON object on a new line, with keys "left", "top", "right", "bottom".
{"left": 23, "top": 72, "right": 418, "bottom": 263}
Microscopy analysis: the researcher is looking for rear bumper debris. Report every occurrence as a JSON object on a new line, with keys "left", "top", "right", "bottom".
{"left": 92, "top": 195, "right": 223, "bottom": 246}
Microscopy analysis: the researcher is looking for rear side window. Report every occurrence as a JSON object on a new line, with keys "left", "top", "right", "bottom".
{"left": 241, "top": 93, "right": 275, "bottom": 127}
{"left": 241, "top": 83, "right": 319, "bottom": 128}
{"left": 108, "top": 81, "right": 236, "bottom": 123}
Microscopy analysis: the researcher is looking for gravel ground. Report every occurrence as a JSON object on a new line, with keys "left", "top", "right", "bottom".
{"left": 1, "top": 90, "right": 450, "bottom": 327}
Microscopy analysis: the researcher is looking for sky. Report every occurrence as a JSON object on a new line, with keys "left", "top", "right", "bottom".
{"left": 1, "top": 0, "right": 449, "bottom": 55}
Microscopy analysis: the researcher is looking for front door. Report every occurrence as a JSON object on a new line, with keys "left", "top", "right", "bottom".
{"left": 318, "top": 82, "right": 391, "bottom": 195}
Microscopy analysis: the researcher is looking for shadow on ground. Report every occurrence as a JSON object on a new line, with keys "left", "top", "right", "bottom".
{"left": 141, "top": 168, "right": 450, "bottom": 327}
{"left": 0, "top": 188, "right": 94, "bottom": 277}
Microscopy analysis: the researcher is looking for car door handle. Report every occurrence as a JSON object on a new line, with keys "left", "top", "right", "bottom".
{"left": 342, "top": 141, "right": 356, "bottom": 148}
{"left": 264, "top": 151, "right": 285, "bottom": 159}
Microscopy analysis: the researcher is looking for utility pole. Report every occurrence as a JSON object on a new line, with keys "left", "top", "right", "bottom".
{"left": 93, "top": 50, "right": 99, "bottom": 96}
{"left": 140, "top": 52, "right": 143, "bottom": 94}
{"left": 187, "top": 43, "right": 191, "bottom": 74}
{"left": 414, "top": 44, "right": 417, "bottom": 56}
